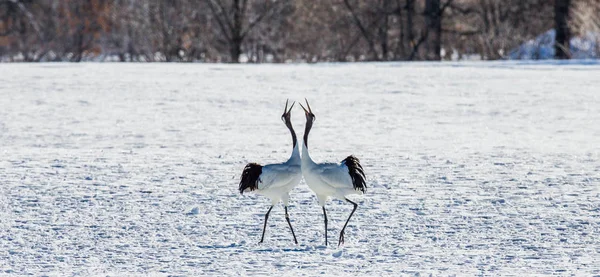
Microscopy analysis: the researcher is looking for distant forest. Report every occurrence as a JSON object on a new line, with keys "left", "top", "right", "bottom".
{"left": 1, "top": 0, "right": 599, "bottom": 62}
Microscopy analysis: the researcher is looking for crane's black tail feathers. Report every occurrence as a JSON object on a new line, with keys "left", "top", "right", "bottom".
{"left": 342, "top": 155, "right": 366, "bottom": 193}
{"left": 239, "top": 163, "right": 262, "bottom": 194}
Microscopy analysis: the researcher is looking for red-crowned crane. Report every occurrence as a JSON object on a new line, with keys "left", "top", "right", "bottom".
{"left": 298, "top": 99, "right": 366, "bottom": 247}
{"left": 238, "top": 100, "right": 302, "bottom": 244}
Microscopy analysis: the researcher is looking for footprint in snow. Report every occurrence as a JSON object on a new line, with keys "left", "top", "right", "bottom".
{"left": 188, "top": 207, "right": 200, "bottom": 215}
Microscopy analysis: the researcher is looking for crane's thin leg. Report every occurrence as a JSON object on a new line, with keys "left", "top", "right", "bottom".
{"left": 259, "top": 205, "right": 274, "bottom": 243}
{"left": 284, "top": 206, "right": 298, "bottom": 244}
{"left": 338, "top": 198, "right": 358, "bottom": 246}
{"left": 323, "top": 206, "right": 328, "bottom": 246}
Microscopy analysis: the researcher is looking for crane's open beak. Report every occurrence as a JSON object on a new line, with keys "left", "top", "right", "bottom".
{"left": 304, "top": 98, "right": 312, "bottom": 113}
{"left": 282, "top": 99, "right": 295, "bottom": 122}
{"left": 298, "top": 103, "right": 307, "bottom": 113}
{"left": 299, "top": 98, "right": 313, "bottom": 115}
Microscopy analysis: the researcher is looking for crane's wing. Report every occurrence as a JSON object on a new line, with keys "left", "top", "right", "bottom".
{"left": 258, "top": 163, "right": 301, "bottom": 190}
{"left": 315, "top": 163, "right": 353, "bottom": 189}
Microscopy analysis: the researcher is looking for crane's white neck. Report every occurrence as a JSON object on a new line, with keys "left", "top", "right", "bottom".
{"left": 288, "top": 143, "right": 301, "bottom": 165}
{"left": 301, "top": 141, "right": 315, "bottom": 166}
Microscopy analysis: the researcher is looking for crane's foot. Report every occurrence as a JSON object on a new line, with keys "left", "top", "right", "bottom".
{"left": 338, "top": 231, "right": 345, "bottom": 247}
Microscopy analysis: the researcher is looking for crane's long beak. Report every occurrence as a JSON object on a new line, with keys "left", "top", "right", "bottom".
{"left": 299, "top": 99, "right": 314, "bottom": 116}
{"left": 298, "top": 103, "right": 309, "bottom": 114}
{"left": 304, "top": 98, "right": 312, "bottom": 113}
{"left": 282, "top": 100, "right": 295, "bottom": 124}
{"left": 283, "top": 99, "right": 295, "bottom": 116}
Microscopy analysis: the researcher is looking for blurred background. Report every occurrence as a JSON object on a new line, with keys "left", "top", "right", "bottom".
{"left": 1, "top": 0, "right": 599, "bottom": 63}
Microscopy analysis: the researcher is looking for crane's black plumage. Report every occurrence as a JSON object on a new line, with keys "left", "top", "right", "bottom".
{"left": 342, "top": 155, "right": 366, "bottom": 193}
{"left": 239, "top": 163, "right": 262, "bottom": 194}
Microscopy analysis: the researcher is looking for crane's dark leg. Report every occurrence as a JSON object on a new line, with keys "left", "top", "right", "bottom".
{"left": 338, "top": 198, "right": 358, "bottom": 246}
{"left": 323, "top": 206, "right": 328, "bottom": 246}
{"left": 284, "top": 206, "right": 298, "bottom": 244}
{"left": 259, "top": 205, "right": 274, "bottom": 243}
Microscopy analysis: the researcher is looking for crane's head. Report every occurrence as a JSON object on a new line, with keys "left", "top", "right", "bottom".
{"left": 298, "top": 98, "right": 316, "bottom": 124}
{"left": 281, "top": 99, "right": 295, "bottom": 124}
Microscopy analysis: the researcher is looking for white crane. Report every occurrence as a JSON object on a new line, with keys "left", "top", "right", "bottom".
{"left": 238, "top": 100, "right": 302, "bottom": 244}
{"left": 298, "top": 99, "right": 366, "bottom": 246}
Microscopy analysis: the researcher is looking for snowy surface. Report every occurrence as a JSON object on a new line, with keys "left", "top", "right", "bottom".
{"left": 1, "top": 62, "right": 600, "bottom": 276}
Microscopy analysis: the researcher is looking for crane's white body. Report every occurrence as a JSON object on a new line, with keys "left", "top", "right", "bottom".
{"left": 297, "top": 99, "right": 365, "bottom": 246}
{"left": 301, "top": 143, "right": 362, "bottom": 206}
{"left": 238, "top": 100, "right": 302, "bottom": 244}
{"left": 251, "top": 144, "right": 302, "bottom": 205}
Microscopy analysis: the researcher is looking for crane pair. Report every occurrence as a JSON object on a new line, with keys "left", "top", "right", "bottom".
{"left": 239, "top": 99, "right": 366, "bottom": 247}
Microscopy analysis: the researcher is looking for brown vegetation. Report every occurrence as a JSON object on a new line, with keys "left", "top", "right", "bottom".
{"left": 0, "top": 0, "right": 598, "bottom": 62}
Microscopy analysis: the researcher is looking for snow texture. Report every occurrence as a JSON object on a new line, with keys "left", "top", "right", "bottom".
{"left": 1, "top": 62, "right": 600, "bottom": 276}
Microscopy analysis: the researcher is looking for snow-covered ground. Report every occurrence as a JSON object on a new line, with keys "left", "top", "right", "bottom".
{"left": 1, "top": 62, "right": 599, "bottom": 276}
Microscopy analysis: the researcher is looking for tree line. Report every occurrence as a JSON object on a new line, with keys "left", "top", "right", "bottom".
{"left": 1, "top": 0, "right": 599, "bottom": 63}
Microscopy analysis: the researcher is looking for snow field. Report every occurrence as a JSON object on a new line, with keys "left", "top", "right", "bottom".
{"left": 0, "top": 62, "right": 599, "bottom": 275}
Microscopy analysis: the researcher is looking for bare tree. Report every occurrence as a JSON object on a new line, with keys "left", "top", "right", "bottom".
{"left": 404, "top": 0, "right": 427, "bottom": 60}
{"left": 555, "top": 0, "right": 571, "bottom": 59}
{"left": 0, "top": 0, "right": 48, "bottom": 61}
{"left": 571, "top": 0, "right": 600, "bottom": 57}
{"left": 342, "top": 0, "right": 380, "bottom": 60}
{"left": 422, "top": 0, "right": 454, "bottom": 60}
{"left": 205, "top": 0, "right": 286, "bottom": 63}
{"left": 444, "top": 0, "right": 553, "bottom": 60}
{"left": 0, "top": 0, "right": 595, "bottom": 62}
